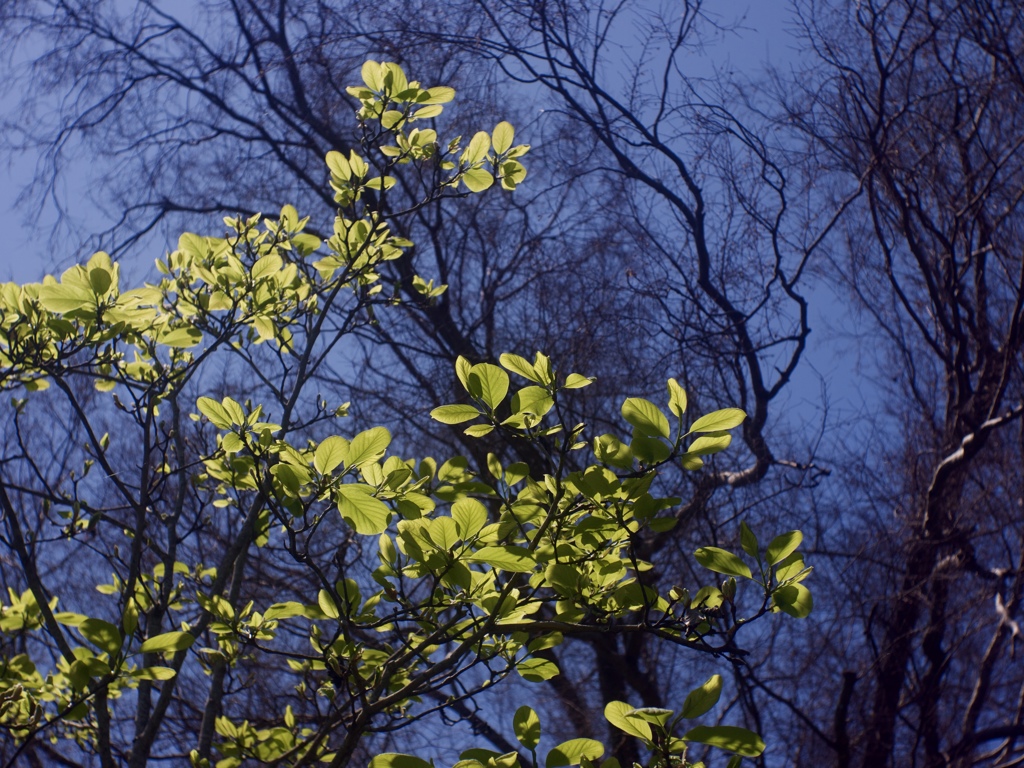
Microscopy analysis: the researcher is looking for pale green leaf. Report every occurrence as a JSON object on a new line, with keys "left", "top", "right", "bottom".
{"left": 431, "top": 404, "right": 482, "bottom": 424}
{"left": 462, "top": 168, "right": 494, "bottom": 193}
{"left": 514, "top": 706, "right": 541, "bottom": 749}
{"left": 463, "top": 131, "right": 491, "bottom": 164}
{"left": 347, "top": 426, "right": 390, "bottom": 468}
{"left": 336, "top": 484, "right": 391, "bottom": 535}
{"left": 680, "top": 674, "right": 723, "bottom": 719}
{"left": 79, "top": 618, "right": 122, "bottom": 654}
{"left": 492, "top": 121, "right": 515, "bottom": 154}
{"left": 465, "top": 545, "right": 535, "bottom": 572}
{"left": 621, "top": 398, "right": 670, "bottom": 439}
{"left": 452, "top": 498, "right": 488, "bottom": 540}
{"left": 369, "top": 755, "right": 433, "bottom": 768}
{"left": 683, "top": 725, "right": 765, "bottom": 757}
{"left": 36, "top": 284, "right": 95, "bottom": 314}
{"left": 687, "top": 432, "right": 732, "bottom": 455}
{"left": 604, "top": 701, "right": 652, "bottom": 740}
{"left": 315, "top": 436, "right": 349, "bottom": 474}
{"left": 688, "top": 408, "right": 746, "bottom": 434}
{"left": 546, "top": 738, "right": 604, "bottom": 768}
{"left": 499, "top": 353, "right": 541, "bottom": 382}
{"left": 468, "top": 363, "right": 509, "bottom": 410}
{"left": 667, "top": 378, "right": 687, "bottom": 417}
{"left": 766, "top": 530, "right": 803, "bottom": 566}
{"left": 694, "top": 547, "right": 752, "bottom": 579}
{"left": 132, "top": 666, "right": 177, "bottom": 681}
{"left": 139, "top": 631, "right": 195, "bottom": 654}
{"left": 740, "top": 521, "right": 759, "bottom": 559}
{"left": 518, "top": 657, "right": 560, "bottom": 683}
{"left": 773, "top": 583, "right": 813, "bottom": 618}
{"left": 563, "top": 373, "right": 593, "bottom": 389}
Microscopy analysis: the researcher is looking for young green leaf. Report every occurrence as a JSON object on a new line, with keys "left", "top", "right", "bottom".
{"left": 680, "top": 674, "right": 723, "bottom": 719}
{"left": 667, "top": 378, "right": 687, "bottom": 417}
{"left": 773, "top": 583, "right": 813, "bottom": 618}
{"left": 368, "top": 755, "right": 434, "bottom": 768}
{"left": 314, "top": 436, "right": 349, "bottom": 474}
{"left": 688, "top": 408, "right": 746, "bottom": 434}
{"left": 468, "top": 363, "right": 509, "bottom": 410}
{"left": 766, "top": 530, "right": 803, "bottom": 566}
{"left": 604, "top": 701, "right": 652, "bottom": 740}
{"left": 621, "top": 398, "right": 670, "bottom": 438}
{"left": 686, "top": 432, "right": 732, "bottom": 455}
{"left": 740, "top": 521, "right": 759, "bottom": 559}
{"left": 492, "top": 121, "right": 515, "bottom": 154}
{"left": 336, "top": 484, "right": 391, "bottom": 535}
{"left": 431, "top": 404, "right": 482, "bottom": 424}
{"left": 518, "top": 657, "right": 560, "bottom": 683}
{"left": 499, "top": 353, "right": 541, "bottom": 382}
{"left": 514, "top": 706, "right": 542, "bottom": 749}
{"left": 465, "top": 545, "right": 535, "bottom": 572}
{"left": 139, "top": 631, "right": 195, "bottom": 654}
{"left": 347, "top": 427, "right": 391, "bottom": 468}
{"left": 451, "top": 498, "right": 488, "bottom": 540}
{"left": 694, "top": 547, "right": 752, "bottom": 579}
{"left": 546, "top": 739, "right": 604, "bottom": 768}
{"left": 683, "top": 725, "right": 765, "bottom": 757}
{"left": 79, "top": 618, "right": 122, "bottom": 655}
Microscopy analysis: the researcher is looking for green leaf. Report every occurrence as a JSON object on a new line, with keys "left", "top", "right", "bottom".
{"left": 159, "top": 326, "right": 203, "bottom": 348}
{"left": 773, "top": 583, "right": 813, "bottom": 618}
{"left": 492, "top": 121, "right": 515, "bottom": 154}
{"left": 511, "top": 386, "right": 554, "bottom": 417}
{"left": 594, "top": 434, "right": 634, "bottom": 469}
{"left": 694, "top": 547, "right": 752, "bottom": 579}
{"left": 688, "top": 408, "right": 746, "bottom": 434}
{"left": 766, "top": 530, "right": 803, "bottom": 566}
{"left": 680, "top": 674, "right": 723, "bottom": 719}
{"left": 621, "top": 398, "right": 670, "bottom": 438}
{"left": 518, "top": 657, "right": 560, "bottom": 682}
{"left": 627, "top": 707, "right": 674, "bottom": 726}
{"left": 368, "top": 755, "right": 433, "bottom": 768}
{"left": 563, "top": 373, "right": 593, "bottom": 389}
{"left": 468, "top": 363, "right": 509, "bottom": 410}
{"left": 740, "top": 521, "right": 759, "bottom": 559}
{"left": 336, "top": 484, "right": 391, "bottom": 535}
{"left": 667, "top": 378, "right": 687, "bottom": 417}
{"left": 271, "top": 463, "right": 310, "bottom": 495}
{"left": 499, "top": 353, "right": 541, "bottom": 382}
{"left": 79, "top": 618, "right": 122, "bottom": 654}
{"left": 347, "top": 427, "right": 391, "bottom": 468}
{"left": 546, "top": 738, "right": 604, "bottom": 768}
{"left": 463, "top": 168, "right": 494, "bottom": 192}
{"left": 431, "top": 404, "right": 482, "bottom": 424}
{"left": 464, "top": 424, "right": 495, "bottom": 437}
{"left": 683, "top": 725, "right": 765, "bottom": 757}
{"left": 604, "top": 701, "right": 652, "bottom": 740}
{"left": 514, "top": 706, "right": 541, "bottom": 749}
{"left": 132, "top": 666, "right": 177, "bottom": 681}
{"left": 36, "top": 283, "right": 95, "bottom": 314}
{"left": 686, "top": 432, "right": 732, "bottom": 455}
{"left": 197, "top": 397, "right": 233, "bottom": 429}
{"left": 422, "top": 86, "right": 456, "bottom": 104}
{"left": 463, "top": 131, "right": 491, "bottom": 164}
{"left": 465, "top": 545, "right": 535, "bottom": 572}
{"left": 263, "top": 602, "right": 307, "bottom": 620}
{"left": 452, "top": 498, "right": 488, "bottom": 539}
{"left": 318, "top": 589, "right": 340, "bottom": 619}
{"left": 139, "top": 631, "right": 195, "bottom": 654}
{"left": 315, "top": 436, "right": 349, "bottom": 474}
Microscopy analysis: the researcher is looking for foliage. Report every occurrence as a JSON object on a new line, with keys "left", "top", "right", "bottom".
{"left": 0, "top": 61, "right": 809, "bottom": 767}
